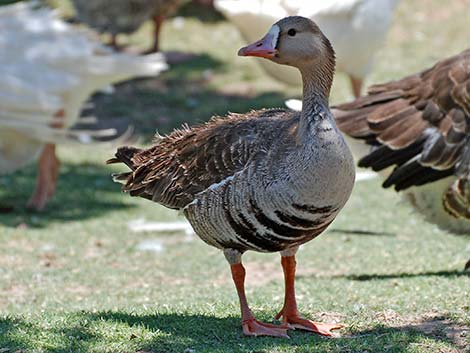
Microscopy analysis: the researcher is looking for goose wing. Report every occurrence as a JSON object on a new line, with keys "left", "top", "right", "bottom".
{"left": 108, "top": 109, "right": 295, "bottom": 210}
{"left": 334, "top": 49, "right": 470, "bottom": 218}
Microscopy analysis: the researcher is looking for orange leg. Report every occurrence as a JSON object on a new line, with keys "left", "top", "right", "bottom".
{"left": 27, "top": 109, "right": 64, "bottom": 211}
{"left": 227, "top": 251, "right": 289, "bottom": 338}
{"left": 349, "top": 75, "right": 363, "bottom": 98}
{"left": 27, "top": 143, "right": 60, "bottom": 211}
{"left": 275, "top": 252, "right": 343, "bottom": 337}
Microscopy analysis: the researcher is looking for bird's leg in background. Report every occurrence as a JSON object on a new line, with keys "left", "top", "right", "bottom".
{"left": 465, "top": 258, "right": 470, "bottom": 271}
{"left": 148, "top": 15, "right": 164, "bottom": 54}
{"left": 109, "top": 34, "right": 120, "bottom": 51}
{"left": 224, "top": 249, "right": 289, "bottom": 338}
{"left": 349, "top": 75, "right": 363, "bottom": 98}
{"left": 275, "top": 246, "right": 343, "bottom": 336}
{"left": 27, "top": 144, "right": 60, "bottom": 211}
{"left": 27, "top": 109, "right": 64, "bottom": 211}
{"left": 149, "top": 15, "right": 196, "bottom": 63}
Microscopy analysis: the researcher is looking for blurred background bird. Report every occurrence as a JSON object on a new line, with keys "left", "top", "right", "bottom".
{"left": 0, "top": 2, "right": 167, "bottom": 211}
{"left": 215, "top": 0, "right": 400, "bottom": 98}
{"left": 333, "top": 49, "right": 470, "bottom": 269}
{"left": 71, "top": 0, "right": 189, "bottom": 55}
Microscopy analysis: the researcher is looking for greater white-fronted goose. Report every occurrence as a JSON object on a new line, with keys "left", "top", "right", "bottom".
{"left": 333, "top": 49, "right": 470, "bottom": 269}
{"left": 109, "top": 16, "right": 355, "bottom": 337}
{"left": 0, "top": 2, "right": 167, "bottom": 211}
{"left": 215, "top": 0, "right": 400, "bottom": 97}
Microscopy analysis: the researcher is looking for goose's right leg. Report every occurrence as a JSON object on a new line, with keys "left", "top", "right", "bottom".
{"left": 224, "top": 249, "right": 289, "bottom": 338}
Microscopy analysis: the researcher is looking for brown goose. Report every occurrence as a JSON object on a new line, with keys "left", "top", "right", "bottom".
{"left": 108, "top": 16, "right": 355, "bottom": 337}
{"left": 333, "top": 49, "right": 470, "bottom": 269}
{"left": 71, "top": 0, "right": 188, "bottom": 53}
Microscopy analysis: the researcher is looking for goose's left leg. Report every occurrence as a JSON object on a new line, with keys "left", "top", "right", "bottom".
{"left": 224, "top": 249, "right": 289, "bottom": 338}
{"left": 275, "top": 247, "right": 343, "bottom": 336}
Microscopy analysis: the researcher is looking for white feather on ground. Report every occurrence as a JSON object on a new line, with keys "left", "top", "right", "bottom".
{"left": 128, "top": 219, "right": 195, "bottom": 236}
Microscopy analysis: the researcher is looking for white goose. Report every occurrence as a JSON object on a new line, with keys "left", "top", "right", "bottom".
{"left": 215, "top": 0, "right": 399, "bottom": 97}
{"left": 0, "top": 2, "right": 167, "bottom": 210}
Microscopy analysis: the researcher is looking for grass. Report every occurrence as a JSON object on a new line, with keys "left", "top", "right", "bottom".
{"left": 1, "top": 1, "right": 470, "bottom": 352}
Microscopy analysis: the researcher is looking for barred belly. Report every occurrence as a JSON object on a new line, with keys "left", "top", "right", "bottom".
{"left": 183, "top": 172, "right": 339, "bottom": 253}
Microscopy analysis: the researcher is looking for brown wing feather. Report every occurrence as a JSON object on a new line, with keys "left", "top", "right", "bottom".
{"left": 108, "top": 108, "right": 295, "bottom": 209}
{"left": 333, "top": 49, "right": 470, "bottom": 219}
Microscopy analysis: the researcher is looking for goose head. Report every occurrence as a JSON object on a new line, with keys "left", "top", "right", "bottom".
{"left": 238, "top": 16, "right": 335, "bottom": 97}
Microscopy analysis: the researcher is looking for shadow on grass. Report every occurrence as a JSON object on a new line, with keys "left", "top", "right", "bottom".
{"left": 0, "top": 316, "right": 100, "bottom": 353}
{"left": 0, "top": 316, "right": 36, "bottom": 352}
{"left": 90, "top": 53, "right": 289, "bottom": 141}
{"left": 0, "top": 312, "right": 466, "bottom": 353}
{"left": 336, "top": 270, "right": 470, "bottom": 281}
{"left": 0, "top": 162, "right": 132, "bottom": 228}
{"left": 81, "top": 312, "right": 468, "bottom": 353}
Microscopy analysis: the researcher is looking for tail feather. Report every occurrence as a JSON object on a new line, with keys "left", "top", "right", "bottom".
{"left": 111, "top": 172, "right": 132, "bottom": 184}
{"left": 106, "top": 146, "right": 142, "bottom": 170}
{"left": 107, "top": 146, "right": 142, "bottom": 186}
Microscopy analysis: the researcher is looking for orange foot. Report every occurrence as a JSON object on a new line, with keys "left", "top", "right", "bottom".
{"left": 275, "top": 311, "right": 343, "bottom": 337}
{"left": 242, "top": 318, "right": 289, "bottom": 338}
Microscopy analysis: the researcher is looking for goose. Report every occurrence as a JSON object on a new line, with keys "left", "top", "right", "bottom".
{"left": 215, "top": 0, "right": 399, "bottom": 97}
{"left": 0, "top": 2, "right": 167, "bottom": 211}
{"left": 71, "top": 0, "right": 188, "bottom": 54}
{"left": 109, "top": 16, "right": 355, "bottom": 337}
{"left": 333, "top": 49, "right": 470, "bottom": 270}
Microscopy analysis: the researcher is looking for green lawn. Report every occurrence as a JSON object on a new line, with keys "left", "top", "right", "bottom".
{"left": 1, "top": 1, "right": 470, "bottom": 352}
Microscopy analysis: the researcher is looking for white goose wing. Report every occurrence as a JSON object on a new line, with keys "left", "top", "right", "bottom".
{"left": 281, "top": 0, "right": 363, "bottom": 17}
{"left": 215, "top": 0, "right": 301, "bottom": 85}
{"left": 0, "top": 2, "right": 167, "bottom": 137}
{"left": 0, "top": 2, "right": 166, "bottom": 173}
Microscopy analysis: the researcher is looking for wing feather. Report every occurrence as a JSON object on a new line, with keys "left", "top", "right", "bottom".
{"left": 334, "top": 49, "right": 470, "bottom": 219}
{"left": 108, "top": 108, "right": 294, "bottom": 209}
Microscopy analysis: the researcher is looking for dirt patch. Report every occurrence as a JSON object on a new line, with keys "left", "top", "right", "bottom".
{"left": 39, "top": 252, "right": 61, "bottom": 268}
{"left": 0, "top": 284, "right": 29, "bottom": 306}
{"left": 212, "top": 260, "right": 343, "bottom": 287}
{"left": 0, "top": 254, "right": 25, "bottom": 268}
{"left": 245, "top": 261, "right": 284, "bottom": 287}
{"left": 210, "top": 261, "right": 281, "bottom": 288}
{"left": 408, "top": 315, "right": 469, "bottom": 352}
{"left": 351, "top": 311, "right": 469, "bottom": 352}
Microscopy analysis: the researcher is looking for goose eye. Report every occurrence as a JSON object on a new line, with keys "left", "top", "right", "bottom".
{"left": 287, "top": 29, "right": 296, "bottom": 37}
